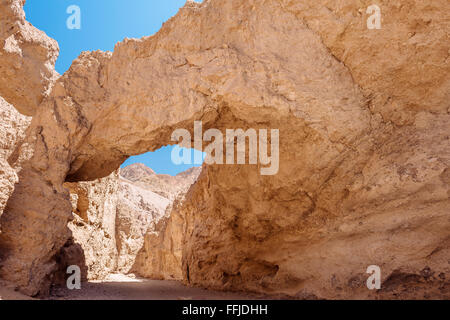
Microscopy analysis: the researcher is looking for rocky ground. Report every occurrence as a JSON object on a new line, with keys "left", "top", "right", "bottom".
{"left": 1, "top": 275, "right": 266, "bottom": 300}
{"left": 0, "top": 280, "right": 33, "bottom": 300}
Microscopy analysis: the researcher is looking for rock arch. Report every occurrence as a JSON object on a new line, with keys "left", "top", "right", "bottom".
{"left": 0, "top": 0, "right": 449, "bottom": 298}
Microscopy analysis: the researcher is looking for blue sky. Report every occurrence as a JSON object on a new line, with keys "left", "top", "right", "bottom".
{"left": 24, "top": 0, "right": 187, "bottom": 73}
{"left": 24, "top": 0, "right": 203, "bottom": 175}
{"left": 121, "top": 146, "right": 205, "bottom": 175}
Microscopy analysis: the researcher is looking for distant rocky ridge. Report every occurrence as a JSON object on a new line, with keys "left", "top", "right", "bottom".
{"left": 120, "top": 163, "right": 202, "bottom": 201}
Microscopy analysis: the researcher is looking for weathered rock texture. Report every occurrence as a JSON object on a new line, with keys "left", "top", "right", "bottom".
{"left": 121, "top": 163, "right": 202, "bottom": 201}
{"left": 117, "top": 164, "right": 200, "bottom": 274}
{"left": 55, "top": 163, "right": 200, "bottom": 282}
{"left": 0, "top": 96, "right": 31, "bottom": 223}
{"left": 133, "top": 195, "right": 194, "bottom": 281}
{"left": 115, "top": 178, "right": 170, "bottom": 273}
{"left": 0, "top": 0, "right": 448, "bottom": 299}
{"left": 62, "top": 171, "right": 120, "bottom": 281}
{"left": 0, "top": 0, "right": 59, "bottom": 115}
{"left": 127, "top": 165, "right": 202, "bottom": 279}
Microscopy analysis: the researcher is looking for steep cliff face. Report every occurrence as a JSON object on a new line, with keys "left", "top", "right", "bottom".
{"left": 117, "top": 164, "right": 201, "bottom": 274}
{"left": 127, "top": 165, "right": 202, "bottom": 279}
{"left": 0, "top": 2, "right": 59, "bottom": 293}
{"left": 121, "top": 164, "right": 202, "bottom": 201}
{"left": 62, "top": 172, "right": 120, "bottom": 281}
{"left": 286, "top": 0, "right": 449, "bottom": 125}
{"left": 115, "top": 178, "right": 170, "bottom": 273}
{"left": 132, "top": 198, "right": 186, "bottom": 280}
{"left": 0, "top": 0, "right": 448, "bottom": 299}
{"left": 0, "top": 0, "right": 59, "bottom": 115}
{"left": 181, "top": 127, "right": 449, "bottom": 299}
{"left": 0, "top": 96, "right": 31, "bottom": 225}
{"left": 58, "top": 163, "right": 200, "bottom": 281}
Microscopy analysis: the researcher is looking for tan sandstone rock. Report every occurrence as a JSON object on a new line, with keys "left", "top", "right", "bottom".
{"left": 0, "top": 0, "right": 448, "bottom": 299}
{"left": 121, "top": 164, "right": 202, "bottom": 201}
{"left": 117, "top": 164, "right": 200, "bottom": 274}
{"left": 115, "top": 178, "right": 170, "bottom": 273}
{"left": 132, "top": 197, "right": 187, "bottom": 281}
{"left": 61, "top": 171, "right": 120, "bottom": 281}
{"left": 0, "top": 96, "right": 30, "bottom": 223}
{"left": 125, "top": 165, "right": 202, "bottom": 279}
{"left": 56, "top": 163, "right": 200, "bottom": 281}
{"left": 0, "top": 0, "right": 59, "bottom": 115}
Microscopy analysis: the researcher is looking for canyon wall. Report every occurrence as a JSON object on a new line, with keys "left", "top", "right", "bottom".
{"left": 118, "top": 164, "right": 201, "bottom": 275}
{"left": 0, "top": 0, "right": 46, "bottom": 222}
{"left": 121, "top": 164, "right": 201, "bottom": 201}
{"left": 132, "top": 197, "right": 187, "bottom": 281}
{"left": 115, "top": 177, "right": 170, "bottom": 273}
{"left": 0, "top": 2, "right": 59, "bottom": 294}
{"left": 0, "top": 0, "right": 448, "bottom": 299}
{"left": 130, "top": 166, "right": 202, "bottom": 279}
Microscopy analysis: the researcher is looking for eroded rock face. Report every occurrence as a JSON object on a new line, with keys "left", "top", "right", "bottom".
{"left": 60, "top": 169, "right": 170, "bottom": 280}
{"left": 57, "top": 163, "right": 200, "bottom": 281}
{"left": 62, "top": 171, "right": 120, "bottom": 281}
{"left": 0, "top": 0, "right": 59, "bottom": 115}
{"left": 115, "top": 178, "right": 170, "bottom": 273}
{"left": 0, "top": 0, "right": 448, "bottom": 298}
{"left": 181, "top": 122, "right": 450, "bottom": 299}
{"left": 125, "top": 165, "right": 202, "bottom": 279}
{"left": 121, "top": 164, "right": 202, "bottom": 201}
{"left": 0, "top": 96, "right": 31, "bottom": 224}
{"left": 117, "top": 164, "right": 200, "bottom": 274}
{"left": 132, "top": 196, "right": 187, "bottom": 280}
